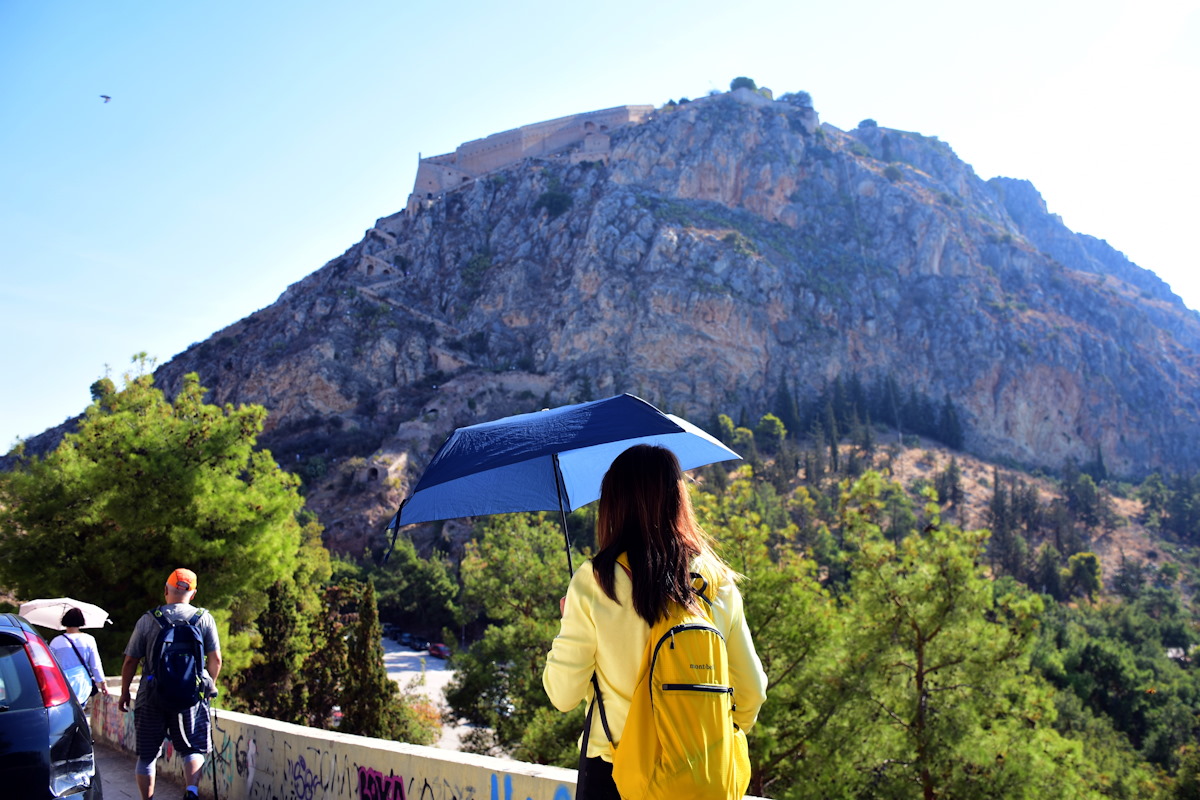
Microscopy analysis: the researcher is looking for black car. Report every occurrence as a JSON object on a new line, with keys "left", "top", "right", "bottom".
{"left": 0, "top": 613, "right": 101, "bottom": 798}
{"left": 410, "top": 637, "right": 430, "bottom": 651}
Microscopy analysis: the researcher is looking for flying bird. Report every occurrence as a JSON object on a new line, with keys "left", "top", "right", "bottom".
{"left": 100, "top": 95, "right": 111, "bottom": 103}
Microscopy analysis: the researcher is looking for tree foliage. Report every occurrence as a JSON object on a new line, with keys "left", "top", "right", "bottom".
{"left": 0, "top": 364, "right": 307, "bottom": 675}
{"left": 445, "top": 512, "right": 580, "bottom": 762}
{"left": 227, "top": 518, "right": 330, "bottom": 721}
{"left": 430, "top": 467, "right": 1186, "bottom": 797}
{"left": 367, "top": 535, "right": 459, "bottom": 636}
{"left": 340, "top": 579, "right": 439, "bottom": 744}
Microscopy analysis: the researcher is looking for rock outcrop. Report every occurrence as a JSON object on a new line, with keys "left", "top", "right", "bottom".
{"left": 16, "top": 90, "right": 1200, "bottom": 551}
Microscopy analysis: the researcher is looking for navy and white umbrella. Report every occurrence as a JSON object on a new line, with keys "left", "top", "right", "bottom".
{"left": 385, "top": 394, "right": 740, "bottom": 573}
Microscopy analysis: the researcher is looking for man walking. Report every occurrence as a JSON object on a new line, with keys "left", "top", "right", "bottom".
{"left": 120, "top": 568, "right": 222, "bottom": 800}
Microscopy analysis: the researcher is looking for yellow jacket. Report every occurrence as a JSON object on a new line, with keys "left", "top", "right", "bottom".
{"left": 543, "top": 554, "right": 768, "bottom": 761}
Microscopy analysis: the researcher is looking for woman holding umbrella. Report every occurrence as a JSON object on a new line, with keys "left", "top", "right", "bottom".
{"left": 543, "top": 444, "right": 767, "bottom": 799}
{"left": 49, "top": 607, "right": 109, "bottom": 707}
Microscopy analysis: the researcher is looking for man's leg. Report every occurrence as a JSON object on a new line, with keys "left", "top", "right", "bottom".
{"left": 170, "top": 702, "right": 212, "bottom": 798}
{"left": 134, "top": 764, "right": 155, "bottom": 800}
{"left": 134, "top": 703, "right": 168, "bottom": 800}
{"left": 183, "top": 754, "right": 205, "bottom": 791}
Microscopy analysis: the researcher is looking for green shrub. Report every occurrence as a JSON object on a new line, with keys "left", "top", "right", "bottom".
{"left": 462, "top": 253, "right": 491, "bottom": 288}
{"left": 722, "top": 231, "right": 758, "bottom": 257}
{"left": 730, "top": 76, "right": 757, "bottom": 91}
{"left": 884, "top": 165, "right": 903, "bottom": 182}
{"left": 858, "top": 118, "right": 878, "bottom": 128}
{"left": 533, "top": 191, "right": 572, "bottom": 218}
{"left": 781, "top": 91, "right": 813, "bottom": 107}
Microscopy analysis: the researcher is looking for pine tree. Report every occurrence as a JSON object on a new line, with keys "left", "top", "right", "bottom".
{"left": 340, "top": 580, "right": 435, "bottom": 743}
{"left": 1033, "top": 543, "right": 1065, "bottom": 600}
{"left": 716, "top": 413, "right": 736, "bottom": 445}
{"left": 1063, "top": 552, "right": 1103, "bottom": 603}
{"left": 783, "top": 472, "right": 1104, "bottom": 798}
{"left": 935, "top": 456, "right": 964, "bottom": 512}
{"left": 806, "top": 419, "right": 826, "bottom": 482}
{"left": 773, "top": 376, "right": 802, "bottom": 438}
{"left": 755, "top": 413, "right": 787, "bottom": 452}
{"left": 229, "top": 520, "right": 330, "bottom": 719}
{"left": 303, "top": 584, "right": 352, "bottom": 729}
{"left": 823, "top": 399, "right": 839, "bottom": 473}
{"left": 1112, "top": 553, "right": 1148, "bottom": 599}
{"left": 228, "top": 580, "right": 310, "bottom": 723}
{"left": 937, "top": 394, "right": 965, "bottom": 449}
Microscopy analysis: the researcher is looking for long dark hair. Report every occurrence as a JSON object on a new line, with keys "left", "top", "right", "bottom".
{"left": 591, "top": 444, "right": 714, "bottom": 625}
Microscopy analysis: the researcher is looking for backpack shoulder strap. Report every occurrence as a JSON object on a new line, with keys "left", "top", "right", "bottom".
{"left": 691, "top": 571, "right": 714, "bottom": 609}
{"left": 151, "top": 606, "right": 171, "bottom": 628}
{"left": 188, "top": 608, "right": 207, "bottom": 625}
{"left": 61, "top": 634, "right": 101, "bottom": 696}
{"left": 590, "top": 672, "right": 614, "bottom": 743}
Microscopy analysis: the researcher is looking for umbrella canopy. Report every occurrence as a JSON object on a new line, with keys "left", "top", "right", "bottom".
{"left": 18, "top": 597, "right": 111, "bottom": 630}
{"left": 385, "top": 394, "right": 740, "bottom": 571}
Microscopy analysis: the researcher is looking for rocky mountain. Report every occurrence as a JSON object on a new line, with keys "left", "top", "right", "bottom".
{"left": 17, "top": 88, "right": 1200, "bottom": 551}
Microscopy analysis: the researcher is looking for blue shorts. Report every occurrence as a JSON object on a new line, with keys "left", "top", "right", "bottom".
{"left": 134, "top": 699, "right": 211, "bottom": 761}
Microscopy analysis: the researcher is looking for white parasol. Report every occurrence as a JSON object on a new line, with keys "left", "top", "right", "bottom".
{"left": 18, "top": 597, "right": 111, "bottom": 630}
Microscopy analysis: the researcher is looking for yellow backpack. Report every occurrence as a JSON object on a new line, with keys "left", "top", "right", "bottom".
{"left": 602, "top": 554, "right": 751, "bottom": 800}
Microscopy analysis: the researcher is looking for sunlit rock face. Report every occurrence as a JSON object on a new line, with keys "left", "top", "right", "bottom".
{"left": 125, "top": 91, "right": 1200, "bottom": 548}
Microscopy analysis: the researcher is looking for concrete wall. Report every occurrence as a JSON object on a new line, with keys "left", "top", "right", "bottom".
{"left": 92, "top": 688, "right": 766, "bottom": 800}
{"left": 91, "top": 691, "right": 577, "bottom": 800}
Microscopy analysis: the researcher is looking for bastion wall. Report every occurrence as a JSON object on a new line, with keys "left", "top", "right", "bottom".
{"left": 408, "top": 104, "right": 654, "bottom": 212}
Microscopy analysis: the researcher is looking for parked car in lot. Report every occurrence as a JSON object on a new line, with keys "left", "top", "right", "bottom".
{"left": 0, "top": 613, "right": 101, "bottom": 799}
{"left": 428, "top": 643, "right": 450, "bottom": 659}
{"left": 398, "top": 632, "right": 413, "bottom": 647}
{"left": 410, "top": 637, "right": 430, "bottom": 651}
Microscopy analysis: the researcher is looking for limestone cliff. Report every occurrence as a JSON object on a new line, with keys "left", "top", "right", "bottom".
{"left": 20, "top": 90, "right": 1200, "bottom": 550}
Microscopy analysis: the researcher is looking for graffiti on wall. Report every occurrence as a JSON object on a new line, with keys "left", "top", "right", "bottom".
{"left": 91, "top": 693, "right": 136, "bottom": 751}
{"left": 357, "top": 765, "right": 406, "bottom": 799}
{"left": 94, "top": 699, "right": 575, "bottom": 800}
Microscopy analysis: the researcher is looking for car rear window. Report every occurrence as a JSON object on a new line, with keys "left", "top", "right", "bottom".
{"left": 0, "top": 642, "right": 43, "bottom": 711}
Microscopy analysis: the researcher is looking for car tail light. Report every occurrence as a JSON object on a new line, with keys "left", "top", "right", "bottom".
{"left": 24, "top": 634, "right": 73, "bottom": 707}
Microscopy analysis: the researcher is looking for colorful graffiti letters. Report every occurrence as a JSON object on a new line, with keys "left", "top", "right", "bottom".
{"left": 358, "top": 765, "right": 407, "bottom": 800}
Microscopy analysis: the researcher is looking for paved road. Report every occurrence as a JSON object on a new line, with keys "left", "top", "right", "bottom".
{"left": 95, "top": 740, "right": 187, "bottom": 800}
{"left": 381, "top": 636, "right": 483, "bottom": 751}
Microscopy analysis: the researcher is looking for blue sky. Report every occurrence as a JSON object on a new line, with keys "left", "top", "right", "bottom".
{"left": 2, "top": 0, "right": 1197, "bottom": 448}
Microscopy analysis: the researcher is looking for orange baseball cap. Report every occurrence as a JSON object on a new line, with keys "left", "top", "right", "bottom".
{"left": 167, "top": 568, "right": 197, "bottom": 591}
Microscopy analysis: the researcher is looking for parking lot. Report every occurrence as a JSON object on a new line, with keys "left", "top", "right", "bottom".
{"left": 381, "top": 635, "right": 477, "bottom": 750}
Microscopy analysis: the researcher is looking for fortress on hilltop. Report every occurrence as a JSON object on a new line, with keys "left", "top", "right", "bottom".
{"left": 406, "top": 104, "right": 654, "bottom": 212}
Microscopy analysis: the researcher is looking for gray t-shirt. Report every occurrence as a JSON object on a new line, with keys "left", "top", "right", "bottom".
{"left": 124, "top": 603, "right": 220, "bottom": 708}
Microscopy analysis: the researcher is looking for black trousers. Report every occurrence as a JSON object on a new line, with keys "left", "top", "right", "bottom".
{"left": 577, "top": 756, "right": 620, "bottom": 800}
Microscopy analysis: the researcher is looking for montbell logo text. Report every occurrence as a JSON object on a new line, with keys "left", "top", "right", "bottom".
{"left": 690, "top": 664, "right": 713, "bottom": 670}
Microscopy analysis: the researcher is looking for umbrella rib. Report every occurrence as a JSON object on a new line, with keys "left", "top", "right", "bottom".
{"left": 553, "top": 453, "right": 575, "bottom": 575}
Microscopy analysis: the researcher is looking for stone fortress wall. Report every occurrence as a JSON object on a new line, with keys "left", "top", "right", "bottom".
{"left": 361, "top": 91, "right": 815, "bottom": 282}
{"left": 407, "top": 104, "right": 654, "bottom": 212}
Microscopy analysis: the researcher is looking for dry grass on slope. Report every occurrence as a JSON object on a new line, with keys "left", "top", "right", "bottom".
{"left": 875, "top": 439, "right": 1176, "bottom": 601}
